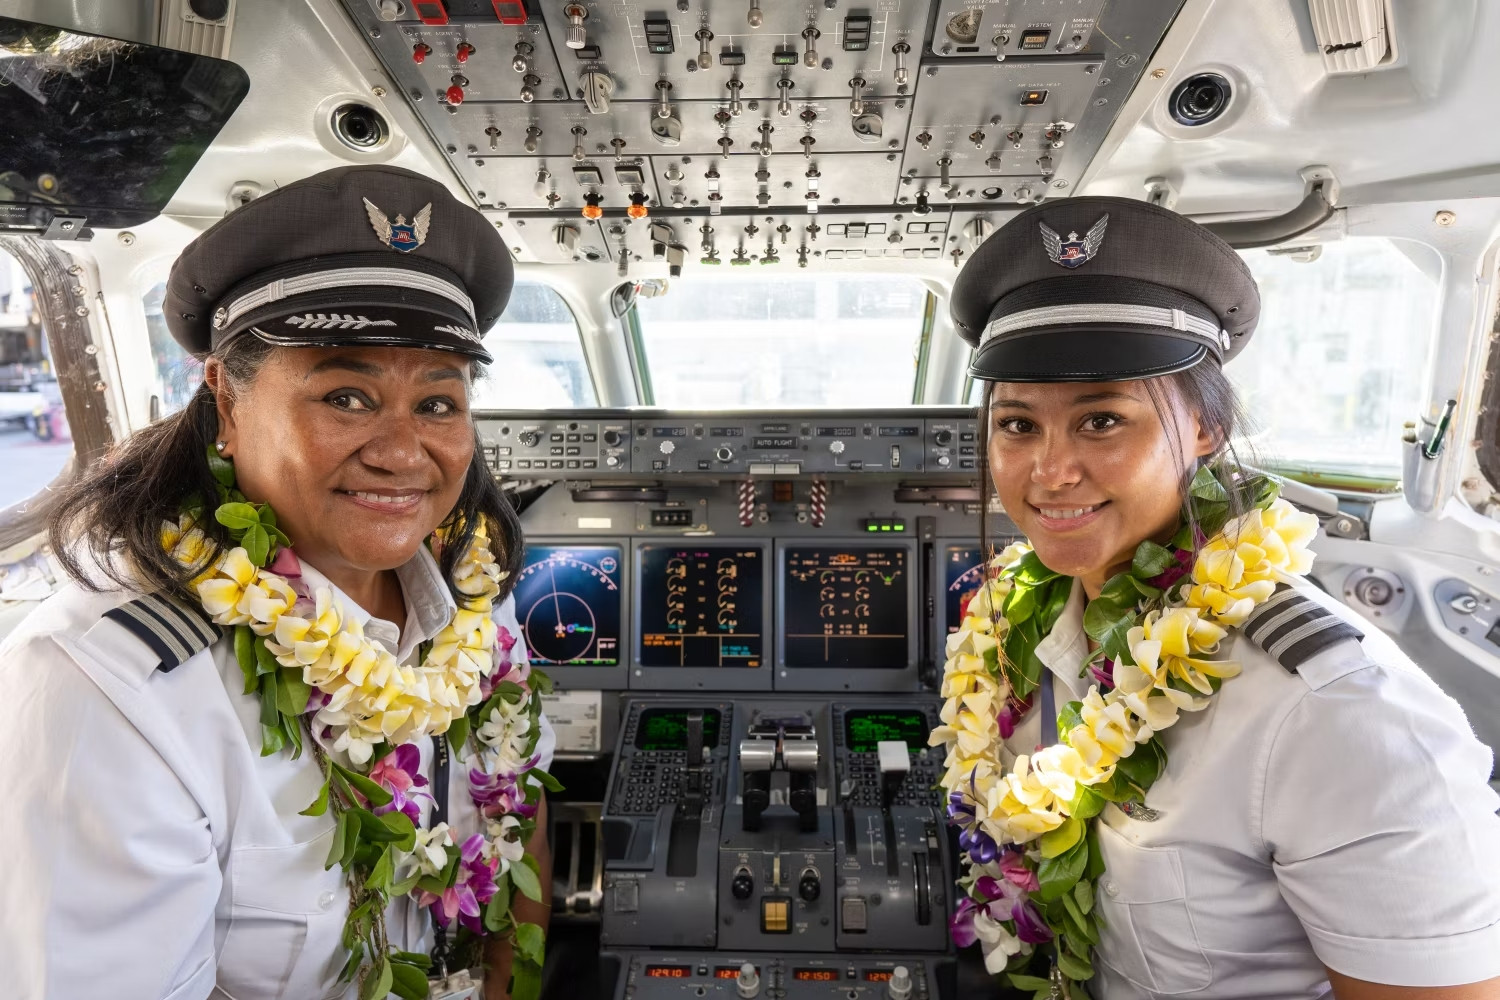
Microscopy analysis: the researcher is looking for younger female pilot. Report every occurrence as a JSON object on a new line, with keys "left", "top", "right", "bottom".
{"left": 0, "top": 165, "right": 554, "bottom": 999}
{"left": 937, "top": 196, "right": 1500, "bottom": 998}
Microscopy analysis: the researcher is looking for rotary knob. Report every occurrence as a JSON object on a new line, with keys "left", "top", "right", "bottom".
{"left": 659, "top": 439, "right": 676, "bottom": 455}
{"left": 602, "top": 429, "right": 622, "bottom": 447}
{"left": 934, "top": 428, "right": 953, "bottom": 446}
{"left": 716, "top": 446, "right": 734, "bottom": 462}
{"left": 829, "top": 440, "right": 845, "bottom": 455}
{"left": 937, "top": 455, "right": 951, "bottom": 468}
{"left": 731, "top": 870, "right": 755, "bottom": 900}
{"left": 605, "top": 455, "right": 620, "bottom": 468}
{"left": 886, "top": 966, "right": 912, "bottom": 1000}
{"left": 518, "top": 430, "right": 541, "bottom": 448}
{"left": 798, "top": 871, "right": 821, "bottom": 902}
{"left": 737, "top": 963, "right": 761, "bottom": 999}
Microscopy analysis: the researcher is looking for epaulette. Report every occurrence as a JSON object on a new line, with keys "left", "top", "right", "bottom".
{"left": 1242, "top": 584, "right": 1363, "bottom": 674}
{"left": 102, "top": 592, "right": 224, "bottom": 672}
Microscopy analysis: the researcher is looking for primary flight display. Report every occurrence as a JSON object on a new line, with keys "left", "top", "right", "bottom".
{"left": 514, "top": 545, "right": 623, "bottom": 666}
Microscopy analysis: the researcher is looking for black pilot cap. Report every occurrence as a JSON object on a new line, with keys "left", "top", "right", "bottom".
{"left": 951, "top": 195, "right": 1260, "bottom": 383}
{"left": 164, "top": 165, "right": 511, "bottom": 364}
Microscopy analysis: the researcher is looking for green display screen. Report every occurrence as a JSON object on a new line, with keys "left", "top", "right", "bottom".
{"left": 843, "top": 710, "right": 927, "bottom": 753}
{"left": 635, "top": 708, "right": 722, "bottom": 751}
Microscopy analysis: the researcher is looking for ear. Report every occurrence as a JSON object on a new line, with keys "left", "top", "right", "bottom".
{"left": 1188, "top": 408, "right": 1222, "bottom": 460}
{"left": 203, "top": 358, "right": 239, "bottom": 458}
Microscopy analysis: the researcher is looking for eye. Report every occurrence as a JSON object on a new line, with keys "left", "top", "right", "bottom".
{"left": 418, "top": 396, "right": 463, "bottom": 416}
{"left": 327, "top": 390, "right": 374, "bottom": 412}
{"left": 1083, "top": 412, "right": 1122, "bottom": 432}
{"left": 994, "top": 416, "right": 1035, "bottom": 435}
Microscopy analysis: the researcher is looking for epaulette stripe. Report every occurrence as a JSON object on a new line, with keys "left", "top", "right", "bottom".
{"left": 1275, "top": 621, "right": 1364, "bottom": 672}
{"left": 1242, "top": 588, "right": 1302, "bottom": 637}
{"left": 1240, "top": 583, "right": 1364, "bottom": 674}
{"left": 1253, "top": 602, "right": 1326, "bottom": 650}
{"left": 1245, "top": 593, "right": 1315, "bottom": 645}
{"left": 101, "top": 593, "right": 223, "bottom": 672}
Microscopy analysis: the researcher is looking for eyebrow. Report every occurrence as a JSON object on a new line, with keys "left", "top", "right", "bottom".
{"left": 991, "top": 390, "right": 1138, "bottom": 410}
{"left": 306, "top": 357, "right": 467, "bottom": 382}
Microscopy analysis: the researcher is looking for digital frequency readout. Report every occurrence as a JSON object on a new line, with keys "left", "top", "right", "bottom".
{"left": 844, "top": 709, "right": 929, "bottom": 753}
{"left": 514, "top": 545, "right": 622, "bottom": 666}
{"left": 643, "top": 965, "right": 692, "bottom": 978}
{"left": 634, "top": 707, "right": 723, "bottom": 751}
{"left": 638, "top": 546, "right": 764, "bottom": 668}
{"left": 782, "top": 547, "right": 909, "bottom": 669}
{"left": 792, "top": 969, "right": 839, "bottom": 982}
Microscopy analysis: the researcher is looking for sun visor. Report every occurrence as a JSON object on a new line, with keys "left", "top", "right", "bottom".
{"left": 0, "top": 16, "right": 249, "bottom": 238}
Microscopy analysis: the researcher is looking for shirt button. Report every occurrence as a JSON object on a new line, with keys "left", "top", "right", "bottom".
{"left": 318, "top": 890, "right": 338, "bottom": 910}
{"left": 1104, "top": 881, "right": 1119, "bottom": 898}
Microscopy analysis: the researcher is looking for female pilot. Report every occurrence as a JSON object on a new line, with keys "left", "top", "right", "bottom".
{"left": 0, "top": 165, "right": 555, "bottom": 999}
{"left": 934, "top": 196, "right": 1500, "bottom": 998}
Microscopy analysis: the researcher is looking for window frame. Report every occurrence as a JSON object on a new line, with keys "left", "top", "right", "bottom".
{"left": 476, "top": 278, "right": 601, "bottom": 409}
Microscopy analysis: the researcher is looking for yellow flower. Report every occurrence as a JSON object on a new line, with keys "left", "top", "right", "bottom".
{"left": 1118, "top": 689, "right": 1181, "bottom": 741}
{"left": 1119, "top": 608, "right": 1241, "bottom": 709}
{"left": 1031, "top": 742, "right": 1105, "bottom": 803}
{"left": 240, "top": 575, "right": 296, "bottom": 637}
{"left": 1188, "top": 500, "right": 1318, "bottom": 625}
{"left": 267, "top": 587, "right": 344, "bottom": 667}
{"left": 161, "top": 515, "right": 221, "bottom": 587}
{"left": 985, "top": 754, "right": 1067, "bottom": 844}
{"left": 197, "top": 548, "right": 259, "bottom": 625}
{"left": 1066, "top": 688, "right": 1137, "bottom": 771}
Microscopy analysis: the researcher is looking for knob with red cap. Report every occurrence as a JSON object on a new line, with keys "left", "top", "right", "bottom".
{"left": 456, "top": 42, "right": 475, "bottom": 63}
{"left": 412, "top": 42, "right": 432, "bottom": 64}
{"left": 445, "top": 83, "right": 465, "bottom": 105}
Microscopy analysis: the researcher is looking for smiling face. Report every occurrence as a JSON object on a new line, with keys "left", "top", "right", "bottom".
{"left": 986, "top": 379, "right": 1216, "bottom": 597}
{"left": 209, "top": 345, "right": 475, "bottom": 587}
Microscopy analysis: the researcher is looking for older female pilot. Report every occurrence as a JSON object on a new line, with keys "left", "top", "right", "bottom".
{"left": 0, "top": 165, "right": 555, "bottom": 999}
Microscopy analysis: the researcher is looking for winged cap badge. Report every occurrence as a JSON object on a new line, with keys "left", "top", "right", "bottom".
{"left": 364, "top": 197, "right": 433, "bottom": 253}
{"left": 1040, "top": 213, "right": 1109, "bottom": 269}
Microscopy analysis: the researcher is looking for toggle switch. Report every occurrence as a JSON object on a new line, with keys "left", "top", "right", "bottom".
{"left": 696, "top": 28, "right": 715, "bottom": 70}
{"left": 655, "top": 78, "right": 673, "bottom": 119}
{"left": 848, "top": 75, "right": 866, "bottom": 116}
{"left": 563, "top": 3, "right": 588, "bottom": 49}
{"left": 892, "top": 41, "right": 910, "bottom": 86}
{"left": 747, "top": 0, "right": 762, "bottom": 28}
{"left": 802, "top": 26, "right": 820, "bottom": 68}
{"left": 726, "top": 77, "right": 744, "bottom": 116}
{"left": 511, "top": 40, "right": 532, "bottom": 72}
{"left": 777, "top": 74, "right": 795, "bottom": 116}
{"left": 456, "top": 41, "right": 475, "bottom": 63}
{"left": 444, "top": 81, "right": 465, "bottom": 105}
{"left": 570, "top": 125, "right": 587, "bottom": 160}
{"left": 523, "top": 124, "right": 542, "bottom": 153}
{"left": 485, "top": 125, "right": 501, "bottom": 150}
{"left": 412, "top": 41, "right": 432, "bottom": 64}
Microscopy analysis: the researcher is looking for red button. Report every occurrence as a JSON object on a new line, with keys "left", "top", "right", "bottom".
{"left": 446, "top": 84, "right": 465, "bottom": 105}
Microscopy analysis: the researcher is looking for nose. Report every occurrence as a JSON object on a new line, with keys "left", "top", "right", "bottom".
{"left": 1030, "top": 430, "right": 1083, "bottom": 492}
{"left": 359, "top": 408, "right": 430, "bottom": 475}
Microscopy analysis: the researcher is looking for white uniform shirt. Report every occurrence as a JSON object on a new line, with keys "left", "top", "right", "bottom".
{"left": 0, "top": 547, "right": 554, "bottom": 1000}
{"left": 1006, "top": 580, "right": 1500, "bottom": 998}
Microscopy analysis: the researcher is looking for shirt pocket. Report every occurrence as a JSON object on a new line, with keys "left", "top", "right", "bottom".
{"left": 1093, "top": 822, "right": 1213, "bottom": 995}
{"left": 217, "top": 828, "right": 350, "bottom": 1000}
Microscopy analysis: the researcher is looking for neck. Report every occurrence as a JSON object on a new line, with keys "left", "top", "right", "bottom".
{"left": 324, "top": 564, "right": 407, "bottom": 626}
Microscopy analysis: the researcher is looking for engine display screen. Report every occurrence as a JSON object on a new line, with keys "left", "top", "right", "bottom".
{"left": 513, "top": 545, "right": 622, "bottom": 666}
{"left": 844, "top": 710, "right": 928, "bottom": 753}
{"left": 638, "top": 546, "right": 764, "bottom": 668}
{"left": 782, "top": 546, "right": 909, "bottom": 668}
{"left": 634, "top": 708, "right": 722, "bottom": 751}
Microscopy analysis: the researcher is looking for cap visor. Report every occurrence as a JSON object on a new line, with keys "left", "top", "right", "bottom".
{"left": 968, "top": 328, "right": 1207, "bottom": 383}
{"left": 236, "top": 298, "right": 492, "bottom": 363}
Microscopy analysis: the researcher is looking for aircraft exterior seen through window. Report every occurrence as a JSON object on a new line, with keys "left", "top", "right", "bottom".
{"left": 2, "top": 2, "right": 1500, "bottom": 999}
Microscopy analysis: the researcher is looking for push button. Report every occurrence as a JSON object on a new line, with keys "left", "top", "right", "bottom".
{"left": 762, "top": 898, "right": 791, "bottom": 933}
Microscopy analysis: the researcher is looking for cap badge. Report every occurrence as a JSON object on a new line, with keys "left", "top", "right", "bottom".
{"left": 434, "top": 322, "right": 484, "bottom": 345}
{"left": 363, "top": 197, "right": 433, "bottom": 253}
{"left": 1040, "top": 213, "right": 1109, "bottom": 269}
{"left": 212, "top": 307, "right": 228, "bottom": 330}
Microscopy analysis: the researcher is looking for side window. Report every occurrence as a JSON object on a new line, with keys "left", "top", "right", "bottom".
{"left": 0, "top": 244, "right": 72, "bottom": 508}
{"left": 471, "top": 281, "right": 597, "bottom": 408}
{"left": 142, "top": 280, "right": 203, "bottom": 416}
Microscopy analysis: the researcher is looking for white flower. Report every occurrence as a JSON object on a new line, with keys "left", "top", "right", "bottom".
{"left": 483, "top": 815, "right": 526, "bottom": 874}
{"left": 974, "top": 909, "right": 1023, "bottom": 973}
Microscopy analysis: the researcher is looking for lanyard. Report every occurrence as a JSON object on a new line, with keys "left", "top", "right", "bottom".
{"left": 1039, "top": 674, "right": 1058, "bottom": 749}
{"left": 430, "top": 735, "right": 451, "bottom": 977}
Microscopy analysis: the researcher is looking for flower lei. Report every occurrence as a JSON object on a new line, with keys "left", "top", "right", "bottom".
{"left": 930, "top": 467, "right": 1318, "bottom": 997}
{"left": 161, "top": 447, "right": 558, "bottom": 1000}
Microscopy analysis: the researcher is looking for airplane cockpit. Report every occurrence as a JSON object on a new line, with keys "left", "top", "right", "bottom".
{"left": 2, "top": 1, "right": 1499, "bottom": 998}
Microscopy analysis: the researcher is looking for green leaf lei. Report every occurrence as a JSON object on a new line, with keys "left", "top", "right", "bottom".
{"left": 197, "top": 446, "right": 555, "bottom": 999}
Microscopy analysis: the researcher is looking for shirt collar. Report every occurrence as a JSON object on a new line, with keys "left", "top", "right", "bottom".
{"left": 294, "top": 546, "right": 457, "bottom": 664}
{"left": 1033, "top": 578, "right": 1092, "bottom": 701}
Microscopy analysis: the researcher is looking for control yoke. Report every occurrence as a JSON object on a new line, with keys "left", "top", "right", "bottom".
{"left": 739, "top": 715, "right": 820, "bottom": 832}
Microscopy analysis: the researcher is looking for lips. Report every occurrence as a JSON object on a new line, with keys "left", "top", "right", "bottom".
{"left": 1028, "top": 500, "right": 1109, "bottom": 530}
{"left": 338, "top": 489, "right": 428, "bottom": 511}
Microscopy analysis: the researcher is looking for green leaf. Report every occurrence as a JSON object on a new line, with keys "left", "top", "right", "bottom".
{"left": 215, "top": 502, "right": 260, "bottom": 532}
{"left": 1060, "top": 892, "right": 1097, "bottom": 946}
{"left": 260, "top": 722, "right": 286, "bottom": 757}
{"left": 333, "top": 763, "right": 395, "bottom": 808}
{"left": 1056, "top": 950, "right": 1094, "bottom": 982}
{"left": 359, "top": 956, "right": 393, "bottom": 1000}
{"left": 1116, "top": 742, "right": 1164, "bottom": 791}
{"left": 484, "top": 873, "right": 514, "bottom": 932}
{"left": 1006, "top": 974, "right": 1052, "bottom": 991}
{"left": 257, "top": 504, "right": 278, "bottom": 529}
{"left": 277, "top": 669, "right": 311, "bottom": 719}
{"left": 281, "top": 713, "right": 304, "bottom": 760}
{"left": 1068, "top": 786, "right": 1106, "bottom": 821}
{"left": 447, "top": 715, "right": 470, "bottom": 754}
{"left": 510, "top": 958, "right": 543, "bottom": 1000}
{"left": 1082, "top": 597, "right": 1129, "bottom": 644}
{"left": 1074, "top": 879, "right": 1094, "bottom": 916}
{"left": 348, "top": 807, "right": 404, "bottom": 843}
{"left": 531, "top": 767, "right": 564, "bottom": 793}
{"left": 1131, "top": 540, "right": 1177, "bottom": 578}
{"left": 1189, "top": 464, "right": 1227, "bottom": 501}
{"left": 530, "top": 669, "right": 554, "bottom": 696}
{"left": 389, "top": 962, "right": 429, "bottom": 1000}
{"left": 301, "top": 778, "right": 331, "bottom": 817}
{"left": 234, "top": 626, "right": 257, "bottom": 694}
{"left": 254, "top": 637, "right": 279, "bottom": 676}
{"left": 1013, "top": 551, "right": 1060, "bottom": 586}
{"left": 510, "top": 853, "right": 543, "bottom": 902}
{"left": 207, "top": 448, "right": 237, "bottom": 487}
{"left": 1056, "top": 701, "right": 1083, "bottom": 736}
{"left": 341, "top": 811, "right": 363, "bottom": 869}
{"left": 389, "top": 866, "right": 423, "bottom": 899}
{"left": 243, "top": 524, "right": 270, "bottom": 567}
{"left": 380, "top": 810, "right": 417, "bottom": 852}
{"left": 1003, "top": 582, "right": 1037, "bottom": 624}
{"left": 389, "top": 952, "right": 431, "bottom": 972}
{"left": 325, "top": 812, "right": 350, "bottom": 870}
{"left": 1040, "top": 815, "right": 1083, "bottom": 860}
{"left": 515, "top": 921, "right": 546, "bottom": 964}
{"left": 339, "top": 940, "right": 365, "bottom": 984}
{"left": 494, "top": 680, "right": 526, "bottom": 704}
{"left": 1085, "top": 824, "right": 1107, "bottom": 881}
{"left": 1036, "top": 837, "right": 1089, "bottom": 902}
{"left": 367, "top": 845, "right": 395, "bottom": 892}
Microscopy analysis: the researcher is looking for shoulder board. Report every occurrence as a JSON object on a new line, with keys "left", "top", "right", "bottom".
{"left": 1242, "top": 584, "right": 1363, "bottom": 674}
{"left": 101, "top": 592, "right": 224, "bottom": 672}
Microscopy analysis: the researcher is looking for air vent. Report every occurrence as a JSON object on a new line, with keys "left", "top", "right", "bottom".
{"left": 157, "top": 0, "right": 236, "bottom": 58}
{"left": 1307, "top": 0, "right": 1397, "bottom": 74}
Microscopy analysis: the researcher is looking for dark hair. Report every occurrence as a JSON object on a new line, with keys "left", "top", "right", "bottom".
{"left": 49, "top": 337, "right": 523, "bottom": 608}
{"left": 975, "top": 360, "right": 1255, "bottom": 563}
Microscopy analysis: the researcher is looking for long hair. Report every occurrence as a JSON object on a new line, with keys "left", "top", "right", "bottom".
{"left": 975, "top": 360, "right": 1253, "bottom": 567}
{"left": 49, "top": 337, "right": 523, "bottom": 607}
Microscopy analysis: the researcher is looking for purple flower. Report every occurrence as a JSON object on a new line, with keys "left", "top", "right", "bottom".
{"left": 1012, "top": 899, "right": 1053, "bottom": 944}
{"left": 950, "top": 897, "right": 983, "bottom": 948}
{"left": 1147, "top": 547, "right": 1195, "bottom": 591}
{"left": 469, "top": 767, "right": 539, "bottom": 819}
{"left": 1088, "top": 658, "right": 1116, "bottom": 692}
{"left": 997, "top": 700, "right": 1020, "bottom": 740}
{"left": 367, "top": 743, "right": 431, "bottom": 824}
{"left": 997, "top": 850, "right": 1040, "bottom": 893}
{"left": 420, "top": 834, "right": 503, "bottom": 934}
{"left": 267, "top": 546, "right": 302, "bottom": 579}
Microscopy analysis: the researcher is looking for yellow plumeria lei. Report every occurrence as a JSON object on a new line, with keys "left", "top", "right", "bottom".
{"left": 159, "top": 448, "right": 556, "bottom": 1000}
{"left": 930, "top": 468, "right": 1318, "bottom": 994}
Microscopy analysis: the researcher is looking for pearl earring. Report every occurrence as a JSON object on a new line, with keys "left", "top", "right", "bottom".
{"left": 215, "top": 441, "right": 227, "bottom": 453}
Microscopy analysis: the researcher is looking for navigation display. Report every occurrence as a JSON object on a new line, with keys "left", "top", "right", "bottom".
{"left": 944, "top": 545, "right": 986, "bottom": 634}
{"left": 782, "top": 546, "right": 910, "bottom": 669}
{"left": 513, "top": 545, "right": 622, "bottom": 666}
{"left": 634, "top": 708, "right": 723, "bottom": 751}
{"left": 638, "top": 545, "right": 764, "bottom": 668}
{"left": 844, "top": 709, "right": 928, "bottom": 753}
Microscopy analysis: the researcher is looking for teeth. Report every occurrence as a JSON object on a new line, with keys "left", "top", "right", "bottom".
{"left": 1040, "top": 505, "right": 1099, "bottom": 520}
{"left": 350, "top": 491, "right": 418, "bottom": 505}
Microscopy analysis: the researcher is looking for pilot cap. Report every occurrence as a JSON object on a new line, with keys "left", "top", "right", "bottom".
{"left": 951, "top": 195, "right": 1259, "bottom": 382}
{"left": 164, "top": 165, "right": 510, "bottom": 364}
